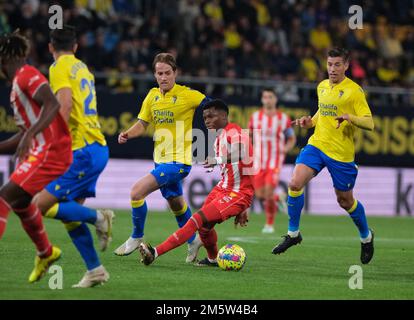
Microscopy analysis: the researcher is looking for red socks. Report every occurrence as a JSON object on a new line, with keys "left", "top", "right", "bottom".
{"left": 14, "top": 203, "right": 52, "bottom": 257}
{"left": 156, "top": 213, "right": 203, "bottom": 256}
{"left": 0, "top": 197, "right": 11, "bottom": 239}
{"left": 199, "top": 227, "right": 218, "bottom": 260}
{"left": 265, "top": 199, "right": 276, "bottom": 226}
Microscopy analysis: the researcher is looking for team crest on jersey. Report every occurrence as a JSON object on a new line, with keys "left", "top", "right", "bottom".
{"left": 172, "top": 96, "right": 177, "bottom": 104}
{"left": 339, "top": 90, "right": 344, "bottom": 98}
{"left": 320, "top": 89, "right": 325, "bottom": 95}
{"left": 155, "top": 96, "right": 159, "bottom": 102}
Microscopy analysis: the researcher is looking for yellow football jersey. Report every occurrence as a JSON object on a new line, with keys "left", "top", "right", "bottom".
{"left": 49, "top": 54, "right": 106, "bottom": 150}
{"left": 138, "top": 84, "right": 206, "bottom": 165}
{"left": 308, "top": 77, "right": 372, "bottom": 162}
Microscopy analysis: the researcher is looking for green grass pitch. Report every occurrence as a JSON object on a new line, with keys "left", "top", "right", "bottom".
{"left": 0, "top": 210, "right": 413, "bottom": 300}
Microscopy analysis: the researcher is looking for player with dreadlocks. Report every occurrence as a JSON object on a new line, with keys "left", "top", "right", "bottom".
{"left": 0, "top": 31, "right": 73, "bottom": 282}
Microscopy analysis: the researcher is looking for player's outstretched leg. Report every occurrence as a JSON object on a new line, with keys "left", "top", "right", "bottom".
{"left": 114, "top": 199, "right": 146, "bottom": 256}
{"left": 171, "top": 202, "right": 203, "bottom": 263}
{"left": 272, "top": 188, "right": 304, "bottom": 254}
{"left": 138, "top": 213, "right": 204, "bottom": 265}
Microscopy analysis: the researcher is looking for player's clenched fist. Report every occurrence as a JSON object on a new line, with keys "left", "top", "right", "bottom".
{"left": 118, "top": 132, "right": 129, "bottom": 144}
{"left": 292, "top": 116, "right": 313, "bottom": 129}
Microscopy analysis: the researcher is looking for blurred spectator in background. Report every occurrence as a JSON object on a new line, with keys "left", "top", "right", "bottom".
{"left": 0, "top": 0, "right": 412, "bottom": 93}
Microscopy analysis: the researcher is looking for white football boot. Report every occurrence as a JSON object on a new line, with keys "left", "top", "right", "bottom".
{"left": 114, "top": 237, "right": 143, "bottom": 256}
{"left": 95, "top": 209, "right": 115, "bottom": 251}
{"left": 186, "top": 234, "right": 203, "bottom": 263}
{"left": 72, "top": 265, "right": 109, "bottom": 288}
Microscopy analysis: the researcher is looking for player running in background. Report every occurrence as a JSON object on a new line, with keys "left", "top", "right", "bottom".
{"left": 33, "top": 26, "right": 114, "bottom": 287}
{"left": 138, "top": 99, "right": 253, "bottom": 266}
{"left": 0, "top": 31, "right": 72, "bottom": 282}
{"left": 272, "top": 47, "right": 375, "bottom": 264}
{"left": 248, "top": 88, "right": 296, "bottom": 234}
{"left": 114, "top": 53, "right": 208, "bottom": 263}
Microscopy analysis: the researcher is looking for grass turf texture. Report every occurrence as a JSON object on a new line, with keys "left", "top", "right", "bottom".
{"left": 0, "top": 210, "right": 413, "bottom": 300}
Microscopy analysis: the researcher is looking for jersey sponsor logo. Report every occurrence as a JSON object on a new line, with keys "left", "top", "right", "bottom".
{"left": 319, "top": 102, "right": 338, "bottom": 117}
{"left": 153, "top": 110, "right": 175, "bottom": 124}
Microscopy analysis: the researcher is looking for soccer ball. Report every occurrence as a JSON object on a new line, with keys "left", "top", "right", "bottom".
{"left": 217, "top": 244, "right": 246, "bottom": 271}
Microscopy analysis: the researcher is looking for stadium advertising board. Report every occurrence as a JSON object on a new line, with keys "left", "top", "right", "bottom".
{"left": 0, "top": 156, "right": 411, "bottom": 217}
{"left": 2, "top": 88, "right": 412, "bottom": 167}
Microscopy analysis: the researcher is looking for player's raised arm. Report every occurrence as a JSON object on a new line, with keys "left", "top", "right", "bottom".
{"left": 16, "top": 84, "right": 61, "bottom": 161}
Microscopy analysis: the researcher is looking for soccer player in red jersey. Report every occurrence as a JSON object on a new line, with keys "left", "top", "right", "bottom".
{"left": 248, "top": 88, "right": 296, "bottom": 233}
{"left": 138, "top": 99, "right": 254, "bottom": 267}
{"left": 0, "top": 32, "right": 72, "bottom": 282}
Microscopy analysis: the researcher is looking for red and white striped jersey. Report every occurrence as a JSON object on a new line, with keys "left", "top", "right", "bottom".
{"left": 214, "top": 122, "right": 254, "bottom": 195}
{"left": 10, "top": 65, "right": 70, "bottom": 156}
{"left": 248, "top": 110, "right": 292, "bottom": 170}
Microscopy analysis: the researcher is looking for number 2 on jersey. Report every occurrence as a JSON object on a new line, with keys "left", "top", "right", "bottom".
{"left": 81, "top": 78, "right": 97, "bottom": 115}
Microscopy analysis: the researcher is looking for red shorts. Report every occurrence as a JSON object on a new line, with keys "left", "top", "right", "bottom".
{"left": 200, "top": 187, "right": 253, "bottom": 224}
{"left": 252, "top": 168, "right": 281, "bottom": 189}
{"left": 10, "top": 146, "right": 72, "bottom": 196}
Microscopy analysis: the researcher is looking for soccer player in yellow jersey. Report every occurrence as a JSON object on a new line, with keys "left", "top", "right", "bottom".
{"left": 33, "top": 26, "right": 114, "bottom": 287}
{"left": 272, "top": 47, "right": 375, "bottom": 264}
{"left": 114, "top": 53, "right": 208, "bottom": 263}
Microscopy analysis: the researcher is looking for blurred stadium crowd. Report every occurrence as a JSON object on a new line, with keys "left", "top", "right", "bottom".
{"left": 0, "top": 0, "right": 413, "bottom": 93}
